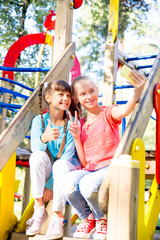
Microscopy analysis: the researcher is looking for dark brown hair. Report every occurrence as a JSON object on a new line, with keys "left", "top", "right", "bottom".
{"left": 39, "top": 80, "right": 76, "bottom": 159}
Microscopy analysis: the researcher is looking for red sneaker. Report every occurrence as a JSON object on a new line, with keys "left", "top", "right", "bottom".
{"left": 73, "top": 218, "right": 95, "bottom": 239}
{"left": 93, "top": 218, "right": 107, "bottom": 240}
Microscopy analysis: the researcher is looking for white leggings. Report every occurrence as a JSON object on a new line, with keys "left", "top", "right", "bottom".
{"left": 29, "top": 150, "right": 77, "bottom": 211}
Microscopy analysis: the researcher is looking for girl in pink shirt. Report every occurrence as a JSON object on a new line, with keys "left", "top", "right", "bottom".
{"left": 63, "top": 73, "right": 146, "bottom": 240}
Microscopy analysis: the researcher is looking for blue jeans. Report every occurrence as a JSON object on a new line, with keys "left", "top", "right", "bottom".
{"left": 63, "top": 166, "right": 109, "bottom": 220}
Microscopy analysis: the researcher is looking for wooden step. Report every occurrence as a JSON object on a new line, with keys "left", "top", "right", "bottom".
{"left": 153, "top": 232, "right": 160, "bottom": 240}
{"left": 10, "top": 231, "right": 160, "bottom": 240}
{"left": 11, "top": 232, "right": 84, "bottom": 240}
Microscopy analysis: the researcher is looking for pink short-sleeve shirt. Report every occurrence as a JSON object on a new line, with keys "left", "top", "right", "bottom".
{"left": 80, "top": 105, "right": 121, "bottom": 171}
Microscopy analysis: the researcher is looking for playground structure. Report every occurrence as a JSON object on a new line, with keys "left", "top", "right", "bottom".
{"left": 0, "top": 0, "right": 160, "bottom": 240}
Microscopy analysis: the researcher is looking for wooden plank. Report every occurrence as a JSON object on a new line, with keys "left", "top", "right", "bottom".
{"left": 16, "top": 147, "right": 31, "bottom": 160}
{"left": 118, "top": 50, "right": 147, "bottom": 76}
{"left": 52, "top": 0, "right": 73, "bottom": 234}
{"left": 153, "top": 233, "right": 160, "bottom": 240}
{"left": 0, "top": 81, "right": 8, "bottom": 133}
{"left": 21, "top": 168, "right": 31, "bottom": 214}
{"left": 103, "top": 39, "right": 118, "bottom": 105}
{"left": 11, "top": 232, "right": 84, "bottom": 240}
{"left": 53, "top": 0, "right": 73, "bottom": 65}
{"left": 107, "top": 155, "right": 139, "bottom": 240}
{"left": 0, "top": 42, "right": 76, "bottom": 171}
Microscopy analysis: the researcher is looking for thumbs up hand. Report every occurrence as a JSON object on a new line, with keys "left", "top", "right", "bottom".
{"left": 41, "top": 119, "right": 60, "bottom": 143}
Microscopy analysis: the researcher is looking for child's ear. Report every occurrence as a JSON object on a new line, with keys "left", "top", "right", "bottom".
{"left": 45, "top": 94, "right": 51, "bottom": 104}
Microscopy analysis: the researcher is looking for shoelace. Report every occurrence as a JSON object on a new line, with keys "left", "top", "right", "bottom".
{"left": 77, "top": 219, "right": 94, "bottom": 232}
{"left": 49, "top": 218, "right": 62, "bottom": 230}
{"left": 96, "top": 219, "right": 107, "bottom": 233}
{"left": 26, "top": 216, "right": 41, "bottom": 227}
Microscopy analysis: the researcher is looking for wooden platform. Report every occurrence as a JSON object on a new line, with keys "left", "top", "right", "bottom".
{"left": 154, "top": 232, "right": 160, "bottom": 240}
{"left": 10, "top": 231, "right": 160, "bottom": 240}
{"left": 16, "top": 147, "right": 31, "bottom": 160}
{"left": 11, "top": 232, "right": 82, "bottom": 240}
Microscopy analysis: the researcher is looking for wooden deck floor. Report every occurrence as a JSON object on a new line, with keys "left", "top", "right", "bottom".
{"left": 11, "top": 232, "right": 85, "bottom": 240}
{"left": 10, "top": 231, "right": 160, "bottom": 240}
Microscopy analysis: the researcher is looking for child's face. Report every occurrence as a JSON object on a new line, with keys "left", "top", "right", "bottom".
{"left": 74, "top": 80, "right": 99, "bottom": 109}
{"left": 45, "top": 90, "right": 71, "bottom": 111}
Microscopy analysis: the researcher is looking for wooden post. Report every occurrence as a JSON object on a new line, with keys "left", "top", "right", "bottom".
{"left": 103, "top": 0, "right": 119, "bottom": 106}
{"left": 107, "top": 154, "right": 139, "bottom": 240}
{"left": 53, "top": 0, "right": 74, "bottom": 83}
{"left": 103, "top": 39, "right": 118, "bottom": 105}
{"left": 0, "top": 74, "right": 9, "bottom": 133}
{"left": 21, "top": 167, "right": 31, "bottom": 214}
{"left": 52, "top": 0, "right": 74, "bottom": 235}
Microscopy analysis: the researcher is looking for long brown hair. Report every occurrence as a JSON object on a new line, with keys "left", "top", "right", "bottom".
{"left": 38, "top": 80, "right": 78, "bottom": 159}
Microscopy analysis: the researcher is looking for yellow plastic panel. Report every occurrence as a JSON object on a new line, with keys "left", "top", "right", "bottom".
{"left": 0, "top": 152, "right": 18, "bottom": 239}
{"left": 108, "top": 0, "right": 119, "bottom": 43}
{"left": 145, "top": 176, "right": 160, "bottom": 239}
{"left": 14, "top": 198, "right": 34, "bottom": 233}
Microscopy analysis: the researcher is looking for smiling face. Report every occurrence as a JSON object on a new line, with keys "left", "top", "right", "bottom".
{"left": 73, "top": 79, "right": 99, "bottom": 110}
{"left": 45, "top": 90, "right": 71, "bottom": 111}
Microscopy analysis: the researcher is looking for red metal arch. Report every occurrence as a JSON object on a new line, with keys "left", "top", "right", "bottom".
{"left": 3, "top": 33, "right": 81, "bottom": 82}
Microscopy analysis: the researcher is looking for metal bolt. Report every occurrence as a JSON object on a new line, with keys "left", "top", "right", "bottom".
{"left": 145, "top": 163, "right": 150, "bottom": 169}
{"left": 135, "top": 146, "right": 140, "bottom": 152}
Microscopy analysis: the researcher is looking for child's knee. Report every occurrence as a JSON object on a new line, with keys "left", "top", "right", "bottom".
{"left": 79, "top": 179, "right": 98, "bottom": 200}
{"left": 63, "top": 183, "right": 75, "bottom": 195}
{"left": 62, "top": 175, "right": 76, "bottom": 196}
{"left": 29, "top": 150, "right": 48, "bottom": 167}
{"left": 53, "top": 160, "right": 71, "bottom": 177}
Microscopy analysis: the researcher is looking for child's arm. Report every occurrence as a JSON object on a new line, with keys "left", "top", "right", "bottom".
{"left": 69, "top": 111, "right": 87, "bottom": 168}
{"left": 111, "top": 70, "right": 147, "bottom": 122}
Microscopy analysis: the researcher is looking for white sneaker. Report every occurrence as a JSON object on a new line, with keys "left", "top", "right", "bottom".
{"left": 45, "top": 216, "right": 63, "bottom": 240}
{"left": 26, "top": 208, "right": 48, "bottom": 236}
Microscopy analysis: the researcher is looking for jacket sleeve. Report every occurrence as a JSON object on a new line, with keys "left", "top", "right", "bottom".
{"left": 30, "top": 115, "right": 47, "bottom": 152}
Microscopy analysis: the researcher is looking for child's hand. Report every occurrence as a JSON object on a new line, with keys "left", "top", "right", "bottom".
{"left": 111, "top": 70, "right": 147, "bottom": 121}
{"left": 41, "top": 119, "right": 60, "bottom": 143}
{"left": 42, "top": 187, "right": 53, "bottom": 203}
{"left": 69, "top": 111, "right": 81, "bottom": 140}
{"left": 129, "top": 70, "right": 146, "bottom": 99}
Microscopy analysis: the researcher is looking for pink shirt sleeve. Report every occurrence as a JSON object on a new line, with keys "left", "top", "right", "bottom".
{"left": 105, "top": 105, "right": 122, "bottom": 129}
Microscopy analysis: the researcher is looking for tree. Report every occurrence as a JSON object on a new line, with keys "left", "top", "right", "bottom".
{"left": 0, "top": 0, "right": 57, "bottom": 135}
{"left": 74, "top": 0, "right": 158, "bottom": 77}
{"left": 0, "top": 0, "right": 56, "bottom": 87}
